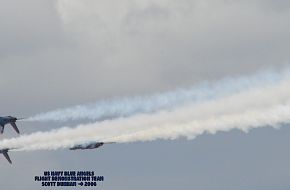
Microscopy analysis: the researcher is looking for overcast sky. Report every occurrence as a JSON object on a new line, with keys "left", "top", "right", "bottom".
{"left": 1, "top": 0, "right": 290, "bottom": 189}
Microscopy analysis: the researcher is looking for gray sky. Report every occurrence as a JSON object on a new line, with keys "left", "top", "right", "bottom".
{"left": 0, "top": 0, "right": 290, "bottom": 189}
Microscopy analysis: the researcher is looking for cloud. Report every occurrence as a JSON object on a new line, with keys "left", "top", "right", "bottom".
{"left": 1, "top": 0, "right": 290, "bottom": 116}
{"left": 56, "top": 0, "right": 290, "bottom": 73}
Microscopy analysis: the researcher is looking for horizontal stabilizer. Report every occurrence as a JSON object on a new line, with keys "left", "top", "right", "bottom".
{"left": 1, "top": 150, "right": 12, "bottom": 164}
{"left": 10, "top": 122, "right": 20, "bottom": 134}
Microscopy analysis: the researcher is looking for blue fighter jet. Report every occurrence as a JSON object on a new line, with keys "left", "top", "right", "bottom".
{"left": 0, "top": 116, "right": 25, "bottom": 134}
{"left": 69, "top": 142, "right": 115, "bottom": 150}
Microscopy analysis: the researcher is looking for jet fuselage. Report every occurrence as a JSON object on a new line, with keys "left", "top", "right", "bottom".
{"left": 69, "top": 142, "right": 104, "bottom": 150}
{"left": 0, "top": 116, "right": 21, "bottom": 134}
{"left": 0, "top": 116, "right": 17, "bottom": 126}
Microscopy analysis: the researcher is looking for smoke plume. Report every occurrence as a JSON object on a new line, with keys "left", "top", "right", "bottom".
{"left": 28, "top": 68, "right": 286, "bottom": 122}
{"left": 1, "top": 68, "right": 290, "bottom": 151}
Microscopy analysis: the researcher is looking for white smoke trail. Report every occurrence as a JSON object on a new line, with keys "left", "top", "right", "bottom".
{"left": 27, "top": 68, "right": 287, "bottom": 122}
{"left": 2, "top": 70, "right": 290, "bottom": 151}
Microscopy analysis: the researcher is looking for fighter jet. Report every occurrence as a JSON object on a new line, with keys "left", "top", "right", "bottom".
{"left": 0, "top": 116, "right": 25, "bottom": 134}
{"left": 69, "top": 142, "right": 115, "bottom": 150}
{"left": 0, "top": 149, "right": 12, "bottom": 164}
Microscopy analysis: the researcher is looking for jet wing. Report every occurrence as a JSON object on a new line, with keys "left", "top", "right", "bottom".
{"left": 2, "top": 151, "right": 12, "bottom": 164}
{"left": 10, "top": 122, "right": 20, "bottom": 134}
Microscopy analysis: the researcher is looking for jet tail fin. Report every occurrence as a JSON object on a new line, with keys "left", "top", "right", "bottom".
{"left": 1, "top": 149, "right": 12, "bottom": 164}
{"left": 10, "top": 122, "right": 20, "bottom": 134}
